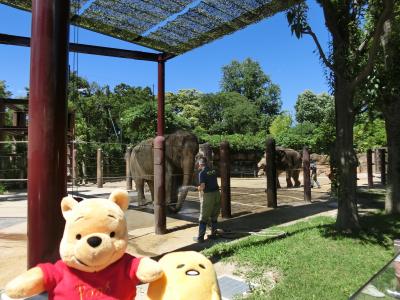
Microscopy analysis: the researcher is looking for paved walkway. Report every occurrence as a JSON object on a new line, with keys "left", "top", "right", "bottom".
{"left": 0, "top": 177, "right": 340, "bottom": 299}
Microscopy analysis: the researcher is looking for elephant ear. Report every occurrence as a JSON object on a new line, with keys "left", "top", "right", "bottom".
{"left": 276, "top": 149, "right": 286, "bottom": 160}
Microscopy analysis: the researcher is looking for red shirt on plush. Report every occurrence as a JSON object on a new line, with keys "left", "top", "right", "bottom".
{"left": 38, "top": 254, "right": 142, "bottom": 300}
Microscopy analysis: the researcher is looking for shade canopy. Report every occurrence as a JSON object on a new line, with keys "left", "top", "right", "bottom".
{"left": 0, "top": 0, "right": 300, "bottom": 56}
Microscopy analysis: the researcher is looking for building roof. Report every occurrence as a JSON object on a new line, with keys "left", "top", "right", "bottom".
{"left": 0, "top": 0, "right": 299, "bottom": 56}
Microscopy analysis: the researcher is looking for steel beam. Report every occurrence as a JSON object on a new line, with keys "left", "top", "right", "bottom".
{"left": 27, "top": 0, "right": 70, "bottom": 267}
{"left": 0, "top": 98, "right": 29, "bottom": 106}
{"left": 0, "top": 33, "right": 172, "bottom": 62}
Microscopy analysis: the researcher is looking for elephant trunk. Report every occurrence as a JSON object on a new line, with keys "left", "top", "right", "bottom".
{"left": 170, "top": 172, "right": 191, "bottom": 212}
{"left": 172, "top": 151, "right": 196, "bottom": 212}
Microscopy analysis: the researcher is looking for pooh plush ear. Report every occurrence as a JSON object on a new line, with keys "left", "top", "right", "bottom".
{"left": 109, "top": 189, "right": 129, "bottom": 211}
{"left": 61, "top": 196, "right": 78, "bottom": 219}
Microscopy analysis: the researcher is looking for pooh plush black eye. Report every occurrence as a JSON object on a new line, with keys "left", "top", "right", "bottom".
{"left": 199, "top": 264, "right": 206, "bottom": 269}
{"left": 110, "top": 232, "right": 115, "bottom": 238}
{"left": 177, "top": 264, "right": 185, "bottom": 269}
{"left": 76, "top": 234, "right": 82, "bottom": 240}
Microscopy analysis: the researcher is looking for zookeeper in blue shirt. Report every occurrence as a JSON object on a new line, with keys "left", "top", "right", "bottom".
{"left": 193, "top": 157, "right": 221, "bottom": 243}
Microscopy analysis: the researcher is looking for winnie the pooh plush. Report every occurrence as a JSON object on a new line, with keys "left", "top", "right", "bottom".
{"left": 146, "top": 251, "right": 221, "bottom": 300}
{"left": 5, "top": 189, "right": 163, "bottom": 300}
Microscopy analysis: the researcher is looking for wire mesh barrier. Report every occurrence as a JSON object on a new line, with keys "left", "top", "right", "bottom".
{"left": 0, "top": 135, "right": 335, "bottom": 217}
{"left": 68, "top": 141, "right": 129, "bottom": 185}
{"left": 0, "top": 141, "right": 27, "bottom": 189}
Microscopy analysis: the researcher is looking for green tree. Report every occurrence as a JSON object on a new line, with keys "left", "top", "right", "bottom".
{"left": 295, "top": 90, "right": 334, "bottom": 124}
{"left": 269, "top": 113, "right": 292, "bottom": 137}
{"left": 198, "top": 92, "right": 259, "bottom": 135}
{"left": 166, "top": 89, "right": 202, "bottom": 129}
{"left": 294, "top": 90, "right": 335, "bottom": 154}
{"left": 354, "top": 117, "right": 386, "bottom": 152}
{"left": 275, "top": 121, "right": 316, "bottom": 151}
{"left": 220, "top": 58, "right": 282, "bottom": 118}
{"left": 0, "top": 80, "right": 11, "bottom": 98}
{"left": 362, "top": 2, "right": 400, "bottom": 214}
{"left": 287, "top": 0, "right": 394, "bottom": 231}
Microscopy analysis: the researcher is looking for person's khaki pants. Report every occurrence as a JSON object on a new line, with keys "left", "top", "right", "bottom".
{"left": 199, "top": 191, "right": 221, "bottom": 223}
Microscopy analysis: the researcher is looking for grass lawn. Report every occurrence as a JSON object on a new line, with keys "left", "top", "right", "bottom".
{"left": 204, "top": 189, "right": 400, "bottom": 299}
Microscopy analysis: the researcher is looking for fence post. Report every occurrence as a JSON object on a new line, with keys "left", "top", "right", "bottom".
{"left": 367, "top": 149, "right": 373, "bottom": 188}
{"left": 200, "top": 142, "right": 213, "bottom": 168}
{"left": 266, "top": 138, "right": 277, "bottom": 208}
{"left": 303, "top": 147, "right": 311, "bottom": 202}
{"left": 0, "top": 102, "right": 5, "bottom": 178}
{"left": 125, "top": 147, "right": 132, "bottom": 190}
{"left": 220, "top": 141, "right": 231, "bottom": 218}
{"left": 72, "top": 148, "right": 77, "bottom": 186}
{"left": 379, "top": 148, "right": 386, "bottom": 185}
{"left": 97, "top": 148, "right": 103, "bottom": 188}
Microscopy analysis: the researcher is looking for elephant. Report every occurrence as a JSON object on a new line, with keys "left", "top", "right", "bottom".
{"left": 129, "top": 130, "right": 199, "bottom": 212}
{"left": 257, "top": 147, "right": 302, "bottom": 188}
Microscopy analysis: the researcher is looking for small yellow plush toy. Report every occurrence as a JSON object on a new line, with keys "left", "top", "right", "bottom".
{"left": 146, "top": 251, "right": 221, "bottom": 300}
{"left": 5, "top": 189, "right": 163, "bottom": 300}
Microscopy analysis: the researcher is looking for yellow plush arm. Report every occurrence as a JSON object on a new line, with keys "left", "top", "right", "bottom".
{"left": 5, "top": 267, "right": 45, "bottom": 299}
{"left": 136, "top": 257, "right": 163, "bottom": 283}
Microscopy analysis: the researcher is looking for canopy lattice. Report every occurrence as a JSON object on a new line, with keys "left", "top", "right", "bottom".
{"left": 0, "top": 0, "right": 299, "bottom": 55}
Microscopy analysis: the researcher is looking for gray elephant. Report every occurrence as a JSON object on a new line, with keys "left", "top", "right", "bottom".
{"left": 130, "top": 130, "right": 199, "bottom": 212}
{"left": 257, "top": 147, "right": 302, "bottom": 188}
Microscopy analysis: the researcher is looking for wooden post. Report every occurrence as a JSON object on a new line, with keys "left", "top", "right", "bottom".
{"left": 97, "top": 148, "right": 103, "bottom": 188}
{"left": 379, "top": 148, "right": 386, "bottom": 185}
{"left": 373, "top": 149, "right": 379, "bottom": 173}
{"left": 72, "top": 148, "right": 77, "bottom": 186}
{"left": 367, "top": 149, "right": 373, "bottom": 188}
{"left": 0, "top": 102, "right": 5, "bottom": 179}
{"left": 266, "top": 138, "right": 277, "bottom": 208}
{"left": 220, "top": 141, "right": 231, "bottom": 218}
{"left": 303, "top": 147, "right": 311, "bottom": 202}
{"left": 125, "top": 147, "right": 132, "bottom": 190}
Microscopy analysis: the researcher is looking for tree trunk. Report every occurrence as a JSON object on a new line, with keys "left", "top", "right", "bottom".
{"left": 384, "top": 95, "right": 400, "bottom": 214}
{"left": 334, "top": 79, "right": 360, "bottom": 232}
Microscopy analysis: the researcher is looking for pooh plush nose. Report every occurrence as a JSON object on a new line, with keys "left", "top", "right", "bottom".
{"left": 87, "top": 236, "right": 102, "bottom": 248}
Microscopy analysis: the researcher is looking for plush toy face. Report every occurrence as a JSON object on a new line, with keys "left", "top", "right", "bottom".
{"left": 147, "top": 251, "right": 221, "bottom": 300}
{"left": 60, "top": 190, "right": 129, "bottom": 273}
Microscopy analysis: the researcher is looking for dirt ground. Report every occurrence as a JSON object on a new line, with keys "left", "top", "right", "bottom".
{"left": 0, "top": 174, "right": 334, "bottom": 290}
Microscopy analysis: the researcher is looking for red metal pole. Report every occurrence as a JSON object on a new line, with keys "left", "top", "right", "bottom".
{"left": 154, "top": 57, "right": 166, "bottom": 234}
{"left": 157, "top": 59, "right": 165, "bottom": 136}
{"left": 28, "top": 0, "right": 70, "bottom": 267}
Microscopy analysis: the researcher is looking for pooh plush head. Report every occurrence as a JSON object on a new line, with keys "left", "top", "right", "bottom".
{"left": 147, "top": 251, "right": 221, "bottom": 300}
{"left": 60, "top": 189, "right": 129, "bottom": 272}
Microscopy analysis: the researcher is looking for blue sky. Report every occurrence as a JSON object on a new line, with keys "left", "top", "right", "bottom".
{"left": 0, "top": 1, "right": 331, "bottom": 113}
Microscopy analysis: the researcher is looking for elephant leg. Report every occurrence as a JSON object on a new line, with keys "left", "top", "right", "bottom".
{"left": 293, "top": 170, "right": 301, "bottom": 187}
{"left": 286, "top": 171, "right": 293, "bottom": 188}
{"left": 165, "top": 168, "right": 173, "bottom": 211}
{"left": 135, "top": 178, "right": 146, "bottom": 205}
{"left": 276, "top": 171, "right": 281, "bottom": 189}
{"left": 148, "top": 180, "right": 154, "bottom": 203}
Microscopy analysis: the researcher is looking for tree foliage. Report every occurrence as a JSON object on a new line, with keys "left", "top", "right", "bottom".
{"left": 295, "top": 90, "right": 334, "bottom": 124}
{"left": 269, "top": 112, "right": 292, "bottom": 138}
{"left": 286, "top": 0, "right": 394, "bottom": 232}
{"left": 220, "top": 58, "right": 282, "bottom": 118}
